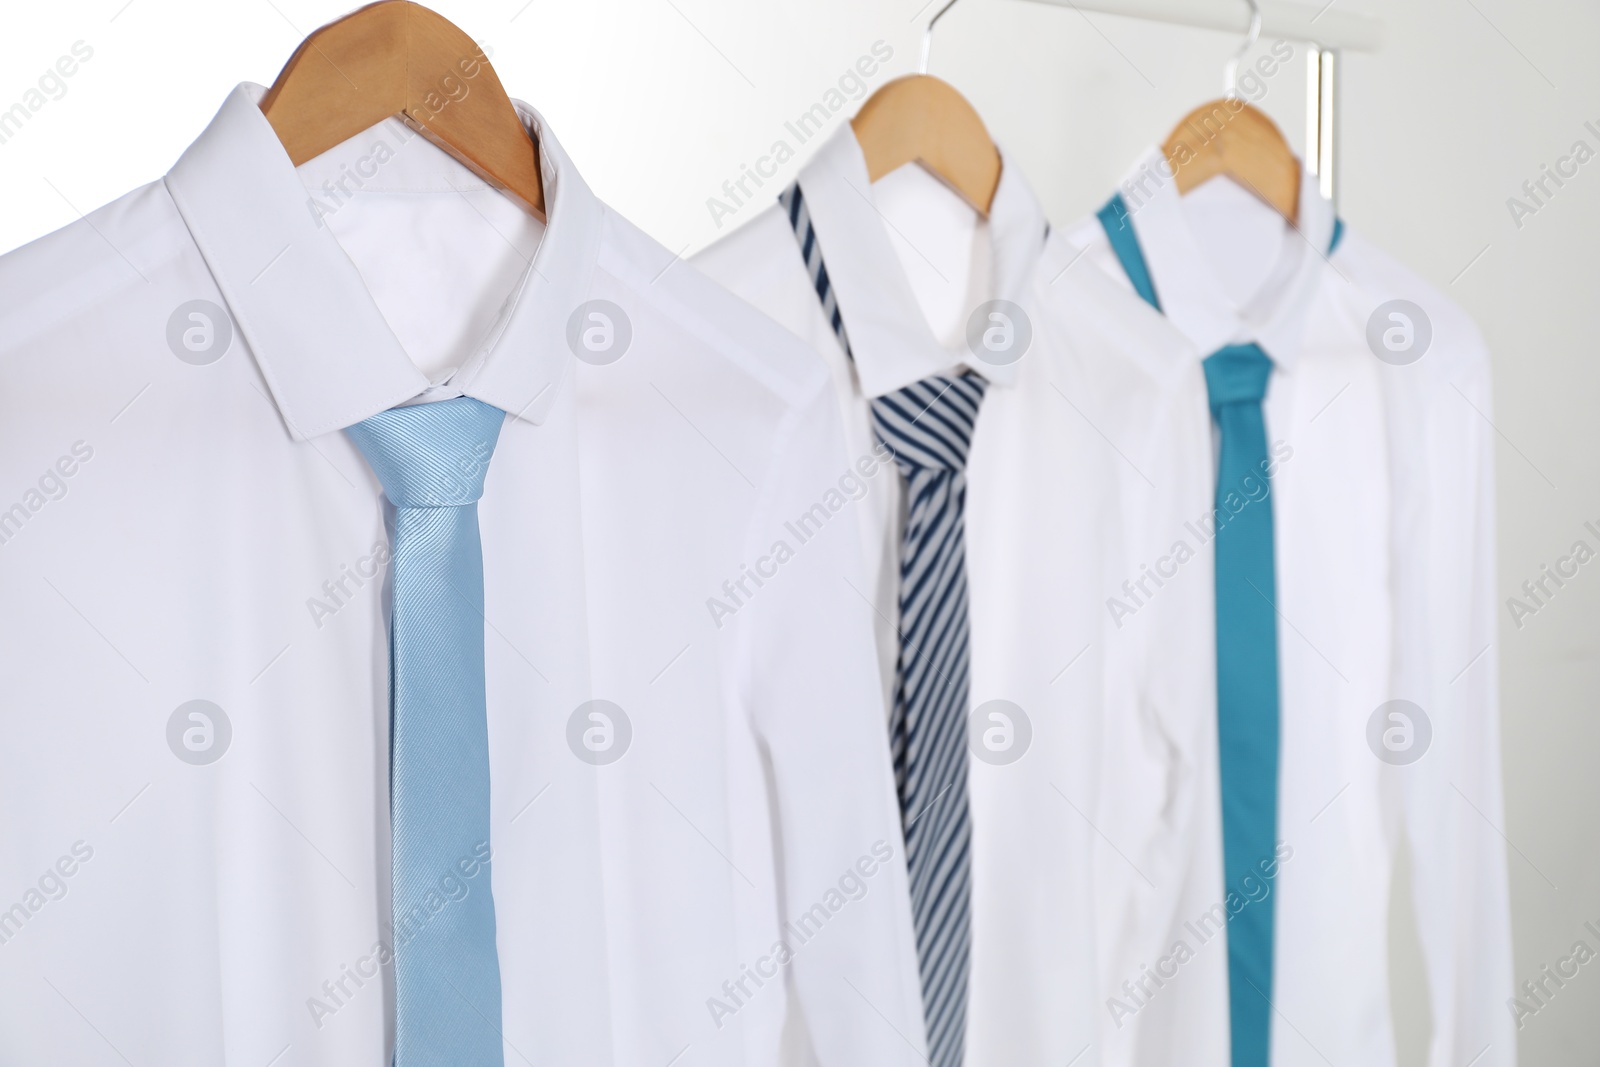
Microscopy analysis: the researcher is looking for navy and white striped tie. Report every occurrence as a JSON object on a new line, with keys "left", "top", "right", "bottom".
{"left": 874, "top": 375, "right": 986, "bottom": 1067}
{"left": 780, "top": 183, "right": 983, "bottom": 1067}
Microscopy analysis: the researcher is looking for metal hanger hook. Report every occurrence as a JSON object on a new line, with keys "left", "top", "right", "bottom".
{"left": 922, "top": 0, "right": 962, "bottom": 74}
{"left": 1223, "top": 0, "right": 1263, "bottom": 97}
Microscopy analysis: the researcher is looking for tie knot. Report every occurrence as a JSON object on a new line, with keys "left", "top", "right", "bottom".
{"left": 870, "top": 373, "right": 989, "bottom": 475}
{"left": 1202, "top": 343, "right": 1274, "bottom": 413}
{"left": 345, "top": 397, "right": 506, "bottom": 508}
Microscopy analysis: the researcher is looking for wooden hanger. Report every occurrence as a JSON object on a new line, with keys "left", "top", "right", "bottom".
{"left": 849, "top": 0, "right": 1001, "bottom": 216}
{"left": 1162, "top": 102, "right": 1299, "bottom": 223}
{"left": 260, "top": 1, "right": 544, "bottom": 219}
{"left": 1159, "top": 0, "right": 1299, "bottom": 224}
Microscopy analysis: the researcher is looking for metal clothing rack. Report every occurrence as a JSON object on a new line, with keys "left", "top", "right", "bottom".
{"left": 1013, "top": 0, "right": 1383, "bottom": 206}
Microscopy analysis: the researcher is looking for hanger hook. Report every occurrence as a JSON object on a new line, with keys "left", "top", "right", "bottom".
{"left": 1224, "top": 0, "right": 1262, "bottom": 97}
{"left": 922, "top": 0, "right": 962, "bottom": 74}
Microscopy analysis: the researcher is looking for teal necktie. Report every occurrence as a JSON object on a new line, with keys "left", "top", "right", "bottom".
{"left": 345, "top": 396, "right": 508, "bottom": 1067}
{"left": 1203, "top": 344, "right": 1280, "bottom": 1067}
{"left": 1095, "top": 193, "right": 1328, "bottom": 1067}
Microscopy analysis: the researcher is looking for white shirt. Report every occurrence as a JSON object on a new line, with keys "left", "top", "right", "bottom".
{"left": 694, "top": 126, "right": 1209, "bottom": 1066}
{"left": 1062, "top": 149, "right": 1515, "bottom": 1067}
{"left": 0, "top": 83, "right": 928, "bottom": 1067}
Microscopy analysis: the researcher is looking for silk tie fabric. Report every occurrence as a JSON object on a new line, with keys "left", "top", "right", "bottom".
{"left": 872, "top": 374, "right": 988, "bottom": 1067}
{"left": 345, "top": 396, "right": 508, "bottom": 1067}
{"left": 1097, "top": 200, "right": 1298, "bottom": 1067}
{"left": 1203, "top": 344, "right": 1280, "bottom": 1067}
{"left": 779, "top": 181, "right": 983, "bottom": 1067}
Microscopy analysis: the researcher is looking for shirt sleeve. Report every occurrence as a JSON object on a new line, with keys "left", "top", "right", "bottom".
{"left": 1386, "top": 324, "right": 1517, "bottom": 1067}
{"left": 728, "top": 377, "right": 928, "bottom": 1067}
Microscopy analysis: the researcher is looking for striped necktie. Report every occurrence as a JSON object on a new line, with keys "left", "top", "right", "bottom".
{"left": 345, "top": 396, "right": 508, "bottom": 1067}
{"left": 873, "top": 374, "right": 987, "bottom": 1067}
{"left": 779, "top": 182, "right": 983, "bottom": 1067}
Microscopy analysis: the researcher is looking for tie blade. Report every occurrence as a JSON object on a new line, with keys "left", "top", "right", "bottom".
{"left": 348, "top": 397, "right": 508, "bottom": 1064}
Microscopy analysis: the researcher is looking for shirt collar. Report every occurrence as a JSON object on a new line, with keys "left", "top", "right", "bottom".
{"left": 794, "top": 123, "right": 1046, "bottom": 398}
{"left": 1117, "top": 144, "right": 1335, "bottom": 371}
{"left": 165, "top": 83, "right": 603, "bottom": 440}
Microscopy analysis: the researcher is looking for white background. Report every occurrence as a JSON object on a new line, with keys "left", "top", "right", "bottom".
{"left": 1, "top": 0, "right": 1595, "bottom": 1061}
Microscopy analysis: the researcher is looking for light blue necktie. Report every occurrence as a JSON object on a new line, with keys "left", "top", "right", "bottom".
{"left": 345, "top": 396, "right": 508, "bottom": 1067}
{"left": 1204, "top": 344, "right": 1280, "bottom": 1067}
{"left": 778, "top": 181, "right": 982, "bottom": 1067}
{"left": 1097, "top": 195, "right": 1316, "bottom": 1067}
